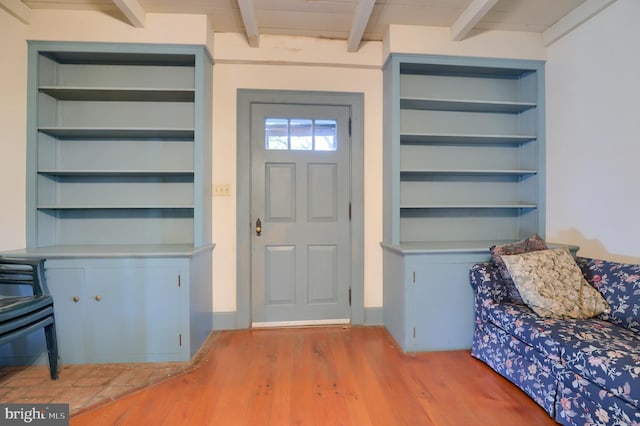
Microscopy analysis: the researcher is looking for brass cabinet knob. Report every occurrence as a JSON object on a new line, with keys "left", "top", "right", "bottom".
{"left": 72, "top": 296, "right": 80, "bottom": 303}
{"left": 95, "top": 295, "right": 102, "bottom": 301}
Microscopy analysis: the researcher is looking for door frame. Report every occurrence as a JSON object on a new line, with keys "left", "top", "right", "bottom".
{"left": 236, "top": 89, "right": 365, "bottom": 328}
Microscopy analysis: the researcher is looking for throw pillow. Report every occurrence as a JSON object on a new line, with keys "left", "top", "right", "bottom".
{"left": 501, "top": 247, "right": 610, "bottom": 319}
{"left": 490, "top": 234, "right": 548, "bottom": 304}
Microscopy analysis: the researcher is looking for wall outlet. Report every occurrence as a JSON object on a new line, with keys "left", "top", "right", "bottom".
{"left": 213, "top": 183, "right": 231, "bottom": 197}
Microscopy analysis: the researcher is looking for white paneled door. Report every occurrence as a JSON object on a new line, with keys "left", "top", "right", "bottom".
{"left": 250, "top": 103, "right": 352, "bottom": 326}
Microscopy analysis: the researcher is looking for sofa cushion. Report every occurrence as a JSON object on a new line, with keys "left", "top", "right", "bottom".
{"left": 557, "top": 370, "right": 640, "bottom": 426}
{"left": 558, "top": 326, "right": 640, "bottom": 410}
{"left": 483, "top": 302, "right": 566, "bottom": 363}
{"left": 485, "top": 300, "right": 640, "bottom": 410}
{"left": 502, "top": 248, "right": 609, "bottom": 319}
{"left": 490, "top": 234, "right": 548, "bottom": 304}
{"left": 577, "top": 257, "right": 640, "bottom": 334}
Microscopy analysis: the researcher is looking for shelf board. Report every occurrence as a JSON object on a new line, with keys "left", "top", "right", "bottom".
{"left": 400, "top": 169, "right": 537, "bottom": 176}
{"left": 38, "top": 169, "right": 194, "bottom": 177}
{"left": 399, "top": 203, "right": 537, "bottom": 209}
{"left": 40, "top": 51, "right": 195, "bottom": 66}
{"left": 400, "top": 97, "right": 535, "bottom": 113}
{"left": 39, "top": 86, "right": 195, "bottom": 102}
{"left": 1, "top": 244, "right": 214, "bottom": 259}
{"left": 401, "top": 133, "right": 536, "bottom": 145}
{"left": 38, "top": 127, "right": 195, "bottom": 139}
{"left": 37, "top": 205, "right": 195, "bottom": 210}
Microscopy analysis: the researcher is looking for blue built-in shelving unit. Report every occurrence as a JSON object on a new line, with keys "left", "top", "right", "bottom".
{"left": 1, "top": 42, "right": 214, "bottom": 365}
{"left": 382, "top": 54, "right": 546, "bottom": 352}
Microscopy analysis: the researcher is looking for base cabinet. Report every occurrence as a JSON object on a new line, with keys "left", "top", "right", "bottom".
{"left": 0, "top": 246, "right": 213, "bottom": 365}
{"left": 383, "top": 245, "right": 483, "bottom": 352}
{"left": 47, "top": 259, "right": 187, "bottom": 364}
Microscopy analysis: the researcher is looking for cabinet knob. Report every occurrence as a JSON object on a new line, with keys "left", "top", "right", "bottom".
{"left": 72, "top": 296, "right": 80, "bottom": 303}
{"left": 95, "top": 295, "right": 102, "bottom": 301}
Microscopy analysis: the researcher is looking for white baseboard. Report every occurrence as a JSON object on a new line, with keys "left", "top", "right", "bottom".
{"left": 251, "top": 318, "right": 350, "bottom": 328}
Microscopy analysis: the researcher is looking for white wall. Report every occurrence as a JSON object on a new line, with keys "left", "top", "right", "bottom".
{"left": 0, "top": 11, "right": 27, "bottom": 252}
{"left": 1, "top": 7, "right": 554, "bottom": 317}
{"left": 546, "top": 0, "right": 640, "bottom": 263}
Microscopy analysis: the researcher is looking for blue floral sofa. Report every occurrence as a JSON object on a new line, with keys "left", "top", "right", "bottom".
{"left": 470, "top": 256, "right": 640, "bottom": 425}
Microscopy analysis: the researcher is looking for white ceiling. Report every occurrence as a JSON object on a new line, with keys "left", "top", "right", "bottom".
{"left": 4, "top": 0, "right": 618, "bottom": 50}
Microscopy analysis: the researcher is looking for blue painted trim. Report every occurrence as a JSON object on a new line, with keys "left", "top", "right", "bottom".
{"left": 212, "top": 312, "right": 239, "bottom": 331}
{"left": 364, "top": 307, "right": 384, "bottom": 325}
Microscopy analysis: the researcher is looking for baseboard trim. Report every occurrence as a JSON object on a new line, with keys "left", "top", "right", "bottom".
{"left": 364, "top": 307, "right": 383, "bottom": 325}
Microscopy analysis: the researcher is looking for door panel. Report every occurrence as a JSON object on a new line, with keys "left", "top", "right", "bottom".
{"left": 308, "top": 164, "right": 337, "bottom": 221}
{"left": 266, "top": 163, "right": 296, "bottom": 221}
{"left": 265, "top": 246, "right": 296, "bottom": 305}
{"left": 307, "top": 245, "right": 338, "bottom": 303}
{"left": 251, "top": 103, "right": 351, "bottom": 325}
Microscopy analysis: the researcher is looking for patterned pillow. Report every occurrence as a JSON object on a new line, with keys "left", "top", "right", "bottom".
{"left": 501, "top": 248, "right": 610, "bottom": 319}
{"left": 490, "top": 235, "right": 548, "bottom": 304}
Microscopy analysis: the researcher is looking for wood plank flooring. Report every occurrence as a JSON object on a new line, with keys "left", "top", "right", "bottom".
{"left": 71, "top": 326, "right": 557, "bottom": 425}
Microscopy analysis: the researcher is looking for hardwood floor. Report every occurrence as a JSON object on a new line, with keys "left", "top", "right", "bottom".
{"left": 71, "top": 326, "right": 557, "bottom": 425}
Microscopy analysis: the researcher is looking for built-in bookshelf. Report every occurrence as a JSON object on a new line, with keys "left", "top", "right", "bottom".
{"left": 382, "top": 54, "right": 545, "bottom": 352}
{"left": 0, "top": 42, "right": 214, "bottom": 365}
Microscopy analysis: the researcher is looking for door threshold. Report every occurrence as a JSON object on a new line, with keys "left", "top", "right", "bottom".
{"left": 252, "top": 319, "right": 350, "bottom": 328}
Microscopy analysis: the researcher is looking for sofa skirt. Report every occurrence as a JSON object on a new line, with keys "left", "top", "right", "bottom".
{"left": 471, "top": 323, "right": 558, "bottom": 416}
{"left": 556, "top": 370, "right": 640, "bottom": 426}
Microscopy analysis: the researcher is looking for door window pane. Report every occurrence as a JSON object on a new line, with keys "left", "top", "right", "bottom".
{"left": 265, "top": 117, "right": 338, "bottom": 151}
{"left": 314, "top": 120, "right": 337, "bottom": 151}
{"left": 265, "top": 118, "right": 289, "bottom": 150}
{"left": 290, "top": 119, "right": 313, "bottom": 150}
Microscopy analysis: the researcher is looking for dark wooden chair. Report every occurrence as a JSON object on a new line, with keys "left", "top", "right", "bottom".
{"left": 0, "top": 257, "right": 58, "bottom": 379}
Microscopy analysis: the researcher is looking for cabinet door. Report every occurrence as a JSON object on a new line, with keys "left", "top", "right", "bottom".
{"left": 46, "top": 268, "right": 86, "bottom": 364}
{"left": 408, "top": 257, "right": 478, "bottom": 351}
{"left": 84, "top": 265, "right": 183, "bottom": 362}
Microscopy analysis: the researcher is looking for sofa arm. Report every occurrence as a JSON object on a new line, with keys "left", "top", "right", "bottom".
{"left": 576, "top": 256, "right": 640, "bottom": 333}
{"left": 469, "top": 262, "right": 514, "bottom": 322}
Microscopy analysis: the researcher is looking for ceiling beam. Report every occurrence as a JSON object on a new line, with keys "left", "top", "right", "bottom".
{"left": 450, "top": 0, "right": 498, "bottom": 41}
{"left": 112, "top": 0, "right": 146, "bottom": 28}
{"left": 543, "top": 0, "right": 617, "bottom": 46}
{"left": 347, "top": 0, "right": 376, "bottom": 52}
{"left": 0, "top": 0, "right": 31, "bottom": 24}
{"left": 238, "top": 0, "right": 260, "bottom": 48}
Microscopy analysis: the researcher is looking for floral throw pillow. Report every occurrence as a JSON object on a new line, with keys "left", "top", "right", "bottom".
{"left": 501, "top": 248, "right": 610, "bottom": 319}
{"left": 490, "top": 234, "right": 548, "bottom": 304}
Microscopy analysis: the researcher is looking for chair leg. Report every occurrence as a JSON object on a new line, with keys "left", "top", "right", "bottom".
{"left": 44, "top": 321, "right": 59, "bottom": 380}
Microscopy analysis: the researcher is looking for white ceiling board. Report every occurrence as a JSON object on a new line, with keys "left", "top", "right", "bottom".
{"left": 1, "top": 0, "right": 32, "bottom": 23}
{"left": 347, "top": 0, "right": 376, "bottom": 51}
{"left": 451, "top": 0, "right": 499, "bottom": 41}
{"left": 238, "top": 0, "right": 260, "bottom": 47}
{"left": 112, "top": 0, "right": 145, "bottom": 27}
{"left": 17, "top": 0, "right": 612, "bottom": 50}
{"left": 543, "top": 0, "right": 617, "bottom": 45}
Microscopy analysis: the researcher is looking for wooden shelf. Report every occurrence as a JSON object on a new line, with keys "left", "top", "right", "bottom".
{"left": 399, "top": 204, "right": 537, "bottom": 209}
{"left": 400, "top": 97, "right": 535, "bottom": 113}
{"left": 37, "top": 205, "right": 194, "bottom": 210}
{"left": 38, "top": 127, "right": 194, "bottom": 139}
{"left": 38, "top": 169, "right": 194, "bottom": 176}
{"left": 400, "top": 133, "right": 536, "bottom": 145}
{"left": 39, "top": 86, "right": 195, "bottom": 102}
{"left": 400, "top": 169, "right": 537, "bottom": 176}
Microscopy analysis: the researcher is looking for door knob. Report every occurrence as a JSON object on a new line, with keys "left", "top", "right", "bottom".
{"left": 256, "top": 218, "right": 262, "bottom": 236}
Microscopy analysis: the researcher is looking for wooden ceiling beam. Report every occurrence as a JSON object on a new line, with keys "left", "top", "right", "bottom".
{"left": 543, "top": 0, "right": 617, "bottom": 46}
{"left": 112, "top": 0, "right": 146, "bottom": 28}
{"left": 0, "top": 0, "right": 31, "bottom": 24}
{"left": 347, "top": 0, "right": 376, "bottom": 52}
{"left": 450, "top": 0, "right": 498, "bottom": 41}
{"left": 238, "top": 0, "right": 260, "bottom": 47}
